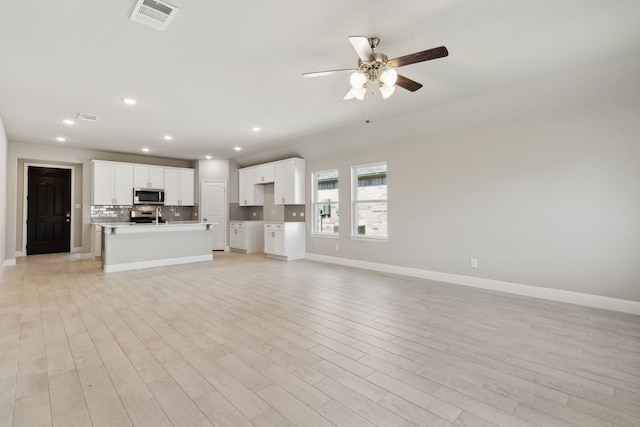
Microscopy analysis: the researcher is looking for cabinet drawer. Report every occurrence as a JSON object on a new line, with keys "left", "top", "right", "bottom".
{"left": 265, "top": 223, "right": 284, "bottom": 231}
{"left": 229, "top": 222, "right": 245, "bottom": 229}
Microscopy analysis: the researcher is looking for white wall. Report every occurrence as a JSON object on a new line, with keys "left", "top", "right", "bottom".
{"left": 0, "top": 116, "right": 8, "bottom": 276}
{"left": 5, "top": 142, "right": 192, "bottom": 261}
{"left": 305, "top": 97, "right": 640, "bottom": 302}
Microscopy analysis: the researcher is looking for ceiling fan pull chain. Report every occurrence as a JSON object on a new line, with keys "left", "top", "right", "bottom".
{"left": 365, "top": 88, "right": 371, "bottom": 124}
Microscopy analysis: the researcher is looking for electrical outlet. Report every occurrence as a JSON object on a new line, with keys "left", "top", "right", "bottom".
{"left": 470, "top": 258, "right": 478, "bottom": 268}
{"left": 300, "top": 212, "right": 304, "bottom": 217}
{"left": 175, "top": 213, "right": 180, "bottom": 217}
{"left": 252, "top": 212, "right": 256, "bottom": 216}
{"left": 292, "top": 212, "right": 297, "bottom": 216}
{"left": 335, "top": 243, "right": 339, "bottom": 251}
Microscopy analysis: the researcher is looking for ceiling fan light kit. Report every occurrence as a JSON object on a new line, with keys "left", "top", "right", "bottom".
{"left": 304, "top": 36, "right": 448, "bottom": 101}
{"left": 349, "top": 71, "right": 369, "bottom": 89}
{"left": 379, "top": 84, "right": 395, "bottom": 99}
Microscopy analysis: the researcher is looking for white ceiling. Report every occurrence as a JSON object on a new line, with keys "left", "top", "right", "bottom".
{"left": 1, "top": 0, "right": 640, "bottom": 164}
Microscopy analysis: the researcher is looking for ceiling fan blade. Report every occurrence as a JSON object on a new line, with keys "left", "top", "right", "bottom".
{"left": 302, "top": 69, "right": 354, "bottom": 78}
{"left": 348, "top": 36, "right": 374, "bottom": 62}
{"left": 388, "top": 46, "right": 448, "bottom": 68}
{"left": 396, "top": 74, "right": 423, "bottom": 92}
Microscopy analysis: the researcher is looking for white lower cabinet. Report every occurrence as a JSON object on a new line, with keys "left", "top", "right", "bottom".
{"left": 229, "top": 221, "right": 264, "bottom": 253}
{"left": 264, "top": 222, "right": 305, "bottom": 261}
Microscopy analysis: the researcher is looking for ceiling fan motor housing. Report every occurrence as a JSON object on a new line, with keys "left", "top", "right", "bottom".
{"left": 358, "top": 53, "right": 392, "bottom": 81}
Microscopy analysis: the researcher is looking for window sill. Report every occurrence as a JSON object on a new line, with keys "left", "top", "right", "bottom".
{"left": 310, "top": 233, "right": 339, "bottom": 239}
{"left": 349, "top": 235, "right": 388, "bottom": 243}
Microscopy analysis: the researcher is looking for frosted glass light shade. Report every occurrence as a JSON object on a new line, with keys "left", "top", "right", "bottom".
{"left": 343, "top": 88, "right": 356, "bottom": 100}
{"left": 379, "top": 84, "right": 396, "bottom": 99}
{"left": 350, "top": 71, "right": 368, "bottom": 89}
{"left": 353, "top": 86, "right": 367, "bottom": 100}
{"left": 379, "top": 68, "right": 398, "bottom": 86}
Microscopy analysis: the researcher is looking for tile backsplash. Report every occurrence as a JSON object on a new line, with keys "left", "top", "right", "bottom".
{"left": 90, "top": 205, "right": 132, "bottom": 222}
{"left": 228, "top": 202, "right": 305, "bottom": 222}
{"left": 91, "top": 205, "right": 194, "bottom": 222}
{"left": 229, "top": 203, "right": 263, "bottom": 221}
{"left": 284, "top": 205, "right": 306, "bottom": 222}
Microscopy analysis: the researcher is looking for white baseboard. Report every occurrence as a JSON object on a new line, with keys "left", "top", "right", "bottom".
{"left": 15, "top": 251, "right": 24, "bottom": 257}
{"left": 81, "top": 253, "right": 95, "bottom": 260}
{"left": 3, "top": 259, "right": 17, "bottom": 267}
{"left": 305, "top": 254, "right": 640, "bottom": 315}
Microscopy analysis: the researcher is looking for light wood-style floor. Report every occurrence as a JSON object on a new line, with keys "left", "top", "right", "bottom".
{"left": 0, "top": 252, "right": 638, "bottom": 427}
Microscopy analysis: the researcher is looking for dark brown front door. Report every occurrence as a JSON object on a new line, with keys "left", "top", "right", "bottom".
{"left": 27, "top": 167, "right": 71, "bottom": 255}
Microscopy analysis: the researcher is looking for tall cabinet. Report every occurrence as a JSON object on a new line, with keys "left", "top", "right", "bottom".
{"left": 274, "top": 158, "right": 305, "bottom": 205}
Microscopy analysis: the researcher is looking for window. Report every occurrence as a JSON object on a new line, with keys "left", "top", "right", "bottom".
{"left": 352, "top": 162, "right": 387, "bottom": 239}
{"left": 312, "top": 169, "right": 339, "bottom": 235}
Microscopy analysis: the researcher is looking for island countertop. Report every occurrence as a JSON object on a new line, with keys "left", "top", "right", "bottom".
{"left": 94, "top": 221, "right": 216, "bottom": 234}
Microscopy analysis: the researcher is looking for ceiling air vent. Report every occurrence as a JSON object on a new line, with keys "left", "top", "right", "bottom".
{"left": 130, "top": 0, "right": 178, "bottom": 31}
{"left": 77, "top": 113, "right": 99, "bottom": 122}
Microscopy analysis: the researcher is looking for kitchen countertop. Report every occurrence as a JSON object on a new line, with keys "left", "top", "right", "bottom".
{"left": 95, "top": 221, "right": 216, "bottom": 234}
{"left": 94, "top": 220, "right": 203, "bottom": 227}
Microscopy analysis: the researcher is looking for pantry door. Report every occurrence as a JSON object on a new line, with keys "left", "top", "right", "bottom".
{"left": 201, "top": 180, "right": 227, "bottom": 250}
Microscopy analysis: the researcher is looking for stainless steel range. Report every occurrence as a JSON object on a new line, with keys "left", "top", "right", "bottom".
{"left": 130, "top": 209, "right": 163, "bottom": 224}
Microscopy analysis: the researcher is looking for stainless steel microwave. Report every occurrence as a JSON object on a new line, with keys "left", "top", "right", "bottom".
{"left": 133, "top": 188, "right": 165, "bottom": 205}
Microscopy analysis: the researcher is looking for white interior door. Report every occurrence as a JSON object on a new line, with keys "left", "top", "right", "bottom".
{"left": 201, "top": 180, "right": 227, "bottom": 250}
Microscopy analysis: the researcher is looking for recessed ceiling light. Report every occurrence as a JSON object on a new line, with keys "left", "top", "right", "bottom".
{"left": 62, "top": 119, "right": 75, "bottom": 125}
{"left": 122, "top": 98, "right": 137, "bottom": 105}
{"left": 234, "top": 146, "right": 242, "bottom": 151}
{"left": 251, "top": 127, "right": 261, "bottom": 132}
{"left": 142, "top": 147, "right": 150, "bottom": 152}
{"left": 56, "top": 136, "right": 66, "bottom": 142}
{"left": 205, "top": 155, "right": 212, "bottom": 160}
{"left": 163, "top": 135, "right": 173, "bottom": 141}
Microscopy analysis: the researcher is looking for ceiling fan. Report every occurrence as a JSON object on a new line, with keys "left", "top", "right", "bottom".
{"left": 303, "top": 36, "right": 448, "bottom": 100}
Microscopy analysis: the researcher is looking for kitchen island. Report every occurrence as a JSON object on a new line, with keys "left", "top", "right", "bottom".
{"left": 95, "top": 221, "right": 215, "bottom": 273}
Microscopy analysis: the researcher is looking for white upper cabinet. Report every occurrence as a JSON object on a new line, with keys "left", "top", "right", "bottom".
{"left": 239, "top": 168, "right": 265, "bottom": 206}
{"left": 92, "top": 160, "right": 134, "bottom": 205}
{"left": 238, "top": 158, "right": 304, "bottom": 206}
{"left": 178, "top": 168, "right": 195, "bottom": 205}
{"left": 165, "top": 167, "right": 194, "bottom": 206}
{"left": 274, "top": 158, "right": 305, "bottom": 205}
{"left": 253, "top": 164, "right": 275, "bottom": 184}
{"left": 133, "top": 164, "right": 165, "bottom": 189}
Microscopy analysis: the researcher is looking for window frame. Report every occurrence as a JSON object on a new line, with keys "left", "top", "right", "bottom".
{"left": 351, "top": 162, "right": 388, "bottom": 241}
{"left": 311, "top": 169, "right": 339, "bottom": 237}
